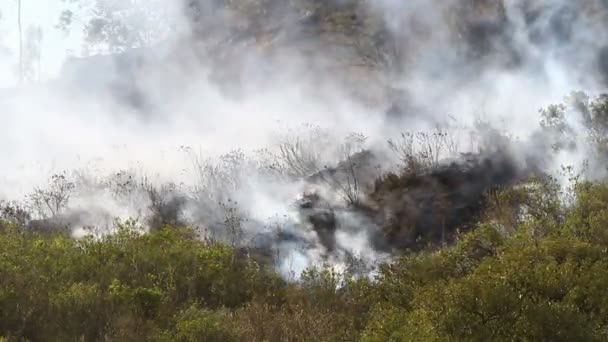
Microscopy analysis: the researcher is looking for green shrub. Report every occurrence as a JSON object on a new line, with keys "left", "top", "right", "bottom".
{"left": 5, "top": 176, "right": 608, "bottom": 340}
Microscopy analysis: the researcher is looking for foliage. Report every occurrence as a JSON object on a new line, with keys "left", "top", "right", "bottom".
{"left": 0, "top": 225, "right": 282, "bottom": 340}
{"left": 58, "top": 0, "right": 175, "bottom": 54}
{"left": 540, "top": 92, "right": 608, "bottom": 178}
{"left": 3, "top": 181, "right": 608, "bottom": 340}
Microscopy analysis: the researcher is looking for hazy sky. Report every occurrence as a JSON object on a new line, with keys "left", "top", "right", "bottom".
{"left": 0, "top": 0, "right": 81, "bottom": 87}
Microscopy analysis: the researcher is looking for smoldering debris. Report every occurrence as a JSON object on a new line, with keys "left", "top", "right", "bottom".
{"left": 368, "top": 149, "right": 528, "bottom": 250}
{"left": 297, "top": 192, "right": 337, "bottom": 252}
{"left": 306, "top": 149, "right": 386, "bottom": 201}
{"left": 296, "top": 147, "right": 535, "bottom": 255}
{"left": 225, "top": 144, "right": 537, "bottom": 275}
{"left": 0, "top": 142, "right": 538, "bottom": 271}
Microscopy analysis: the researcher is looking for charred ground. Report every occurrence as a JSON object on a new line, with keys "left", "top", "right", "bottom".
{"left": 298, "top": 147, "right": 535, "bottom": 256}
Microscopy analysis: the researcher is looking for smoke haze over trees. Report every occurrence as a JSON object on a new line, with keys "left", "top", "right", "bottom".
{"left": 1, "top": 0, "right": 608, "bottom": 340}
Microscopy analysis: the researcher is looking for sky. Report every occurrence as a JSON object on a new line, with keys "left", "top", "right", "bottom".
{"left": 0, "top": 0, "right": 81, "bottom": 87}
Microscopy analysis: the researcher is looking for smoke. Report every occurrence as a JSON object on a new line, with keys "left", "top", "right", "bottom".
{"left": 1, "top": 0, "right": 608, "bottom": 277}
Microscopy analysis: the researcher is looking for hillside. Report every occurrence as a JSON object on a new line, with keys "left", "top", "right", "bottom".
{"left": 2, "top": 0, "right": 608, "bottom": 340}
{"left": 3, "top": 180, "right": 608, "bottom": 340}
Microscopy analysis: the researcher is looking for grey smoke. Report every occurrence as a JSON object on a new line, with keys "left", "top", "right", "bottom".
{"left": 1, "top": 0, "right": 608, "bottom": 276}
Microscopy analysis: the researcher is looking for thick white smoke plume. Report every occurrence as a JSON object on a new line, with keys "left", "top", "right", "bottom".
{"left": 1, "top": 0, "right": 607, "bottom": 277}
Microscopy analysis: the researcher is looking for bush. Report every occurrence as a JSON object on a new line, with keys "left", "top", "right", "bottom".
{"left": 5, "top": 179, "right": 608, "bottom": 340}
{"left": 158, "top": 305, "right": 243, "bottom": 342}
{"left": 0, "top": 225, "right": 282, "bottom": 340}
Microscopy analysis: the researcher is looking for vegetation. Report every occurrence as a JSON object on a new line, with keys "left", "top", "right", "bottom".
{"left": 2, "top": 0, "right": 607, "bottom": 340}
{"left": 2, "top": 175, "right": 608, "bottom": 340}
{"left": 0, "top": 93, "right": 606, "bottom": 340}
